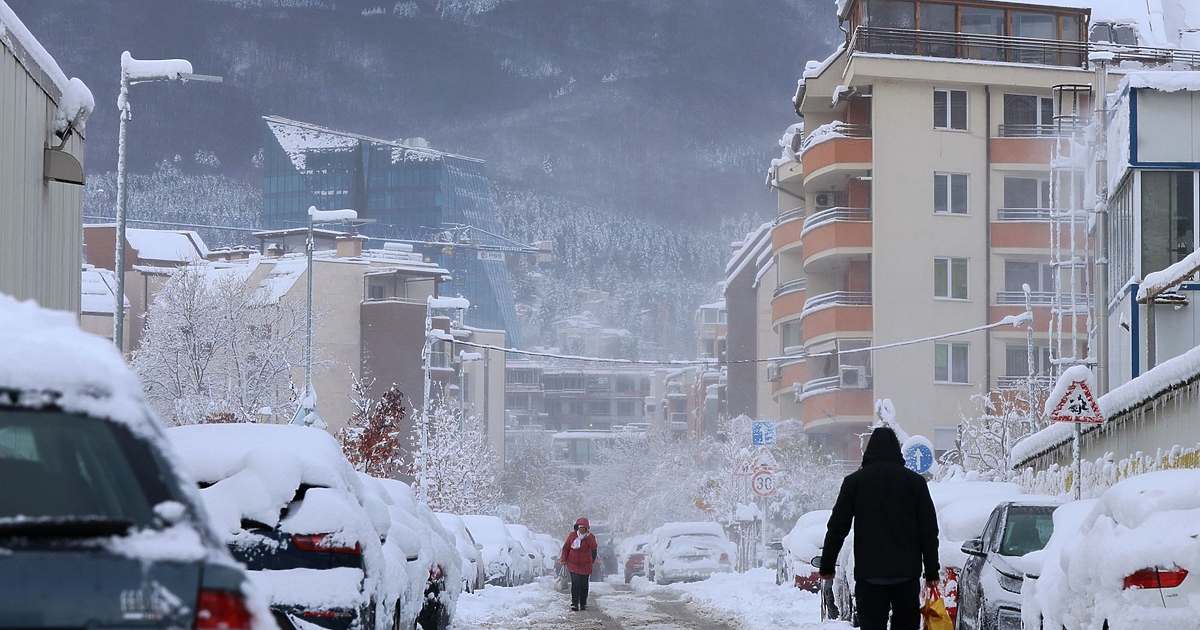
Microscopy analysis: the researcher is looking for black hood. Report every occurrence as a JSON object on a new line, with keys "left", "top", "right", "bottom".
{"left": 862, "top": 427, "right": 904, "bottom": 466}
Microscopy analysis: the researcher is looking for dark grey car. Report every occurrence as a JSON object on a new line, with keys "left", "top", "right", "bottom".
{"left": 956, "top": 500, "right": 1059, "bottom": 630}
{"left": 0, "top": 394, "right": 264, "bottom": 630}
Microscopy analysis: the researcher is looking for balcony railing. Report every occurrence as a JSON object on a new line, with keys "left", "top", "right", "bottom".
{"left": 802, "top": 291, "right": 872, "bottom": 317}
{"left": 776, "top": 207, "right": 805, "bottom": 225}
{"left": 669, "top": 412, "right": 688, "bottom": 431}
{"left": 997, "top": 208, "right": 1053, "bottom": 222}
{"left": 995, "top": 291, "right": 1093, "bottom": 307}
{"left": 774, "top": 278, "right": 807, "bottom": 298}
{"left": 998, "top": 122, "right": 1084, "bottom": 138}
{"left": 997, "top": 375, "right": 1055, "bottom": 390}
{"left": 801, "top": 207, "right": 872, "bottom": 238}
{"left": 850, "top": 26, "right": 1087, "bottom": 68}
{"left": 800, "top": 376, "right": 841, "bottom": 396}
{"left": 800, "top": 121, "right": 871, "bottom": 154}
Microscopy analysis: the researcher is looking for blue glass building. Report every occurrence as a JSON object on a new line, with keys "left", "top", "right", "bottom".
{"left": 261, "top": 116, "right": 521, "bottom": 345}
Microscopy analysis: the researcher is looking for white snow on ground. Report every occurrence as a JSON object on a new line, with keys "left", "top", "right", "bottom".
{"left": 454, "top": 578, "right": 573, "bottom": 629}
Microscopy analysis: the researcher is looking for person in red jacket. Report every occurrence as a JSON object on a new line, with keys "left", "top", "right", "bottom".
{"left": 559, "top": 517, "right": 598, "bottom": 611}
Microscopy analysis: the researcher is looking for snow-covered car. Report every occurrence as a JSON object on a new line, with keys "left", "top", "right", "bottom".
{"left": 460, "top": 515, "right": 515, "bottom": 586}
{"left": 435, "top": 513, "right": 486, "bottom": 593}
{"left": 506, "top": 524, "right": 543, "bottom": 578}
{"left": 619, "top": 534, "right": 653, "bottom": 583}
{"left": 368, "top": 477, "right": 462, "bottom": 630}
{"left": 955, "top": 499, "right": 1059, "bottom": 630}
{"left": 533, "top": 532, "right": 561, "bottom": 575}
{"left": 508, "top": 536, "right": 536, "bottom": 585}
{"left": 0, "top": 295, "right": 271, "bottom": 630}
{"left": 1019, "top": 499, "right": 1098, "bottom": 630}
{"left": 645, "top": 521, "right": 735, "bottom": 585}
{"left": 781, "top": 510, "right": 831, "bottom": 591}
{"left": 168, "top": 423, "right": 396, "bottom": 630}
{"left": 1032, "top": 470, "right": 1200, "bottom": 630}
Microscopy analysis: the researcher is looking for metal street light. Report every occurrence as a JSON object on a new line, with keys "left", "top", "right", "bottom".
{"left": 113, "top": 52, "right": 221, "bottom": 352}
{"left": 290, "top": 206, "right": 365, "bottom": 429}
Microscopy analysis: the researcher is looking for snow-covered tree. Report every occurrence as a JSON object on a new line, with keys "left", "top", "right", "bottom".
{"left": 411, "top": 403, "right": 500, "bottom": 515}
{"left": 501, "top": 430, "right": 585, "bottom": 535}
{"left": 134, "top": 266, "right": 308, "bottom": 426}
{"left": 337, "top": 378, "right": 407, "bottom": 478}
{"left": 942, "top": 381, "right": 1052, "bottom": 479}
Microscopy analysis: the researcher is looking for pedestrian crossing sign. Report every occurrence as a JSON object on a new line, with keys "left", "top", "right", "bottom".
{"left": 1049, "top": 379, "right": 1103, "bottom": 424}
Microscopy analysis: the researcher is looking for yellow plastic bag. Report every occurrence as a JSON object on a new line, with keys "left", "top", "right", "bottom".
{"left": 920, "top": 589, "right": 953, "bottom": 630}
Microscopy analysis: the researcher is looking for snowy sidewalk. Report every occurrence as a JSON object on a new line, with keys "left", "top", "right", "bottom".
{"left": 453, "top": 569, "right": 853, "bottom": 629}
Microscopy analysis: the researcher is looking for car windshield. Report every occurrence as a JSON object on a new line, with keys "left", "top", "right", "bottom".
{"left": 0, "top": 410, "right": 164, "bottom": 532}
{"left": 999, "top": 508, "right": 1055, "bottom": 556}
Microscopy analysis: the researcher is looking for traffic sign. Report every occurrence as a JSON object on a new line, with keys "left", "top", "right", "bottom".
{"left": 751, "top": 421, "right": 776, "bottom": 446}
{"left": 734, "top": 455, "right": 754, "bottom": 477}
{"left": 754, "top": 446, "right": 777, "bottom": 470}
{"left": 1048, "top": 368, "right": 1103, "bottom": 424}
{"left": 751, "top": 470, "right": 777, "bottom": 497}
{"left": 902, "top": 436, "right": 936, "bottom": 475}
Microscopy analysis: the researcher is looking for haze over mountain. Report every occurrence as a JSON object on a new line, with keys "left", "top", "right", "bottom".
{"left": 17, "top": 0, "right": 839, "bottom": 223}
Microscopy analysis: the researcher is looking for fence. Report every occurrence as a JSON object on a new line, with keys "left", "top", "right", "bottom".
{"left": 1014, "top": 441, "right": 1200, "bottom": 498}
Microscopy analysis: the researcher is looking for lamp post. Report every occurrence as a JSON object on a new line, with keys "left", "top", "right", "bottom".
{"left": 113, "top": 52, "right": 221, "bottom": 352}
{"left": 419, "top": 296, "right": 470, "bottom": 502}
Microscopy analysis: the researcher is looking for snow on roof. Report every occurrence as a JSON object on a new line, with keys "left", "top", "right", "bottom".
{"left": 428, "top": 295, "right": 470, "bottom": 310}
{"left": 724, "top": 222, "right": 773, "bottom": 284}
{"left": 0, "top": 294, "right": 154, "bottom": 436}
{"left": 1013, "top": 344, "right": 1200, "bottom": 466}
{"left": 698, "top": 300, "right": 725, "bottom": 310}
{"left": 0, "top": 1, "right": 94, "bottom": 132}
{"left": 1139, "top": 248, "right": 1200, "bottom": 300}
{"left": 126, "top": 228, "right": 210, "bottom": 263}
{"left": 81, "top": 265, "right": 129, "bottom": 315}
{"left": 1125, "top": 70, "right": 1200, "bottom": 94}
{"left": 652, "top": 521, "right": 726, "bottom": 541}
{"left": 257, "top": 257, "right": 308, "bottom": 303}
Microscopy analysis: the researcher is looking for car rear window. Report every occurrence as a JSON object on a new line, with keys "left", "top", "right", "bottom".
{"left": 0, "top": 410, "right": 166, "bottom": 529}
{"left": 999, "top": 508, "right": 1054, "bottom": 556}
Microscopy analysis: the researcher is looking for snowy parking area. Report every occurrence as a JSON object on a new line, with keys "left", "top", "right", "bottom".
{"left": 455, "top": 570, "right": 853, "bottom": 629}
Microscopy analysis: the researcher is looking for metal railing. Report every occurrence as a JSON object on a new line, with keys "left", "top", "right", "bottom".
{"left": 799, "top": 121, "right": 872, "bottom": 153}
{"left": 997, "top": 207, "right": 1053, "bottom": 222}
{"left": 997, "top": 375, "right": 1054, "bottom": 390}
{"left": 801, "top": 291, "right": 872, "bottom": 316}
{"left": 998, "top": 122, "right": 1083, "bottom": 137}
{"left": 995, "top": 291, "right": 1093, "bottom": 306}
{"left": 774, "top": 278, "right": 807, "bottom": 298}
{"left": 800, "top": 376, "right": 841, "bottom": 396}
{"left": 802, "top": 207, "right": 872, "bottom": 236}
{"left": 776, "top": 207, "right": 805, "bottom": 225}
{"left": 850, "top": 26, "right": 1088, "bottom": 68}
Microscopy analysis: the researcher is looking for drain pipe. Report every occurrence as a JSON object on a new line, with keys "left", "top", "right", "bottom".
{"left": 1092, "top": 54, "right": 1111, "bottom": 393}
{"left": 985, "top": 85, "right": 993, "bottom": 391}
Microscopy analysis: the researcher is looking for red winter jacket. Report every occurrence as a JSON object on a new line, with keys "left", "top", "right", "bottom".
{"left": 560, "top": 526, "right": 598, "bottom": 575}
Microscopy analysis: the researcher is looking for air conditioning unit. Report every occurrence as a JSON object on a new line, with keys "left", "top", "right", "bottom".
{"left": 840, "top": 365, "right": 868, "bottom": 389}
{"left": 767, "top": 362, "right": 782, "bottom": 383}
{"left": 814, "top": 191, "right": 847, "bottom": 210}
{"left": 814, "top": 193, "right": 833, "bottom": 209}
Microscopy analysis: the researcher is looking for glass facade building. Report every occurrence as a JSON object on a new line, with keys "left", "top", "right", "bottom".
{"left": 261, "top": 116, "right": 521, "bottom": 345}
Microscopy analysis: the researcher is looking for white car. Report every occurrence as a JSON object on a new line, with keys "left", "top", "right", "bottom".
{"left": 1019, "top": 498, "right": 1098, "bottom": 630}
{"left": 1033, "top": 470, "right": 1200, "bottom": 630}
{"left": 780, "top": 509, "right": 831, "bottom": 591}
{"left": 508, "top": 536, "right": 536, "bottom": 585}
{"left": 534, "top": 532, "right": 561, "bottom": 575}
{"left": 435, "top": 513, "right": 486, "bottom": 593}
{"left": 461, "top": 515, "right": 515, "bottom": 586}
{"left": 507, "top": 524, "right": 544, "bottom": 577}
{"left": 646, "top": 521, "right": 734, "bottom": 585}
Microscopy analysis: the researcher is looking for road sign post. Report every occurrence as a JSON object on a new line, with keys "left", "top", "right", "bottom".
{"left": 751, "top": 421, "right": 777, "bottom": 446}
{"left": 1045, "top": 366, "right": 1105, "bottom": 499}
{"left": 751, "top": 470, "right": 776, "bottom": 497}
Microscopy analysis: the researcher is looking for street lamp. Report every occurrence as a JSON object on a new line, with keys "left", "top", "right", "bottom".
{"left": 418, "top": 296, "right": 470, "bottom": 501}
{"left": 113, "top": 52, "right": 221, "bottom": 351}
{"left": 290, "top": 206, "right": 363, "bottom": 429}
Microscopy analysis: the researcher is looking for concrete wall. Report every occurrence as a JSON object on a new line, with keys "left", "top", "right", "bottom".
{"left": 756, "top": 270, "right": 780, "bottom": 421}
{"left": 0, "top": 44, "right": 84, "bottom": 314}
{"left": 725, "top": 267, "right": 759, "bottom": 418}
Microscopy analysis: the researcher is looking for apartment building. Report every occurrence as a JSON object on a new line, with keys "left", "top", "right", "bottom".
{"left": 723, "top": 223, "right": 778, "bottom": 420}
{"left": 768, "top": 0, "right": 1123, "bottom": 460}
{"left": 503, "top": 361, "right": 654, "bottom": 433}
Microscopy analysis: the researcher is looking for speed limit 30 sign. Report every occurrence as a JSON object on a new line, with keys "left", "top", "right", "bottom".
{"left": 751, "top": 470, "right": 776, "bottom": 497}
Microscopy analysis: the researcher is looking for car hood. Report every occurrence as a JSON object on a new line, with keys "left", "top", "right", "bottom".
{"left": 0, "top": 546, "right": 202, "bottom": 627}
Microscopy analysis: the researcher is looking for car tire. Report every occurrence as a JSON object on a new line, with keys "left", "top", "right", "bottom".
{"left": 625, "top": 571, "right": 632, "bottom": 584}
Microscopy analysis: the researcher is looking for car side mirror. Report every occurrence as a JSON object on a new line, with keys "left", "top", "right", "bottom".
{"left": 475, "top": 543, "right": 485, "bottom": 550}
{"left": 810, "top": 555, "right": 823, "bottom": 567}
{"left": 768, "top": 542, "right": 783, "bottom": 551}
{"left": 961, "top": 538, "right": 986, "bottom": 557}
{"left": 529, "top": 553, "right": 536, "bottom": 559}
{"left": 406, "top": 554, "right": 420, "bottom": 562}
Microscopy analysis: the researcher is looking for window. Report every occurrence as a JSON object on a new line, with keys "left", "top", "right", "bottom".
{"left": 935, "top": 342, "right": 969, "bottom": 383}
{"left": 1003, "top": 95, "right": 1054, "bottom": 134}
{"left": 934, "top": 257, "right": 969, "bottom": 299}
{"left": 961, "top": 6, "right": 1005, "bottom": 60}
{"left": 1004, "top": 260, "right": 1054, "bottom": 293}
{"left": 1011, "top": 11, "right": 1056, "bottom": 40}
{"left": 780, "top": 320, "right": 802, "bottom": 352}
{"left": 934, "top": 89, "right": 967, "bottom": 130}
{"left": 864, "top": 0, "right": 914, "bottom": 28}
{"left": 1005, "top": 344, "right": 1053, "bottom": 377}
{"left": 368, "top": 283, "right": 385, "bottom": 300}
{"left": 934, "top": 173, "right": 969, "bottom": 214}
{"left": 617, "top": 400, "right": 636, "bottom": 416}
{"left": 1090, "top": 21, "right": 1138, "bottom": 46}
{"left": 1003, "top": 176, "right": 1051, "bottom": 213}
{"left": 586, "top": 400, "right": 610, "bottom": 416}
{"left": 1141, "top": 171, "right": 1196, "bottom": 278}
{"left": 934, "top": 426, "right": 957, "bottom": 459}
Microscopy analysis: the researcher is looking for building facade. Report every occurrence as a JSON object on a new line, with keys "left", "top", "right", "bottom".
{"left": 504, "top": 361, "right": 654, "bottom": 433}
{"left": 260, "top": 116, "right": 522, "bottom": 345}
{"left": 723, "top": 223, "right": 777, "bottom": 420}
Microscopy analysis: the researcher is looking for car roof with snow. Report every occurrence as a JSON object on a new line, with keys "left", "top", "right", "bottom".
{"left": 653, "top": 521, "right": 726, "bottom": 540}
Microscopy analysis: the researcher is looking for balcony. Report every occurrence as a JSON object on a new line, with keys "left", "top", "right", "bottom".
{"left": 776, "top": 207, "right": 804, "bottom": 225}
{"left": 801, "top": 123, "right": 872, "bottom": 189}
{"left": 800, "top": 292, "right": 873, "bottom": 346}
{"left": 849, "top": 26, "right": 1087, "bottom": 68}
{"left": 801, "top": 208, "right": 872, "bottom": 270}
{"left": 995, "top": 291, "right": 1092, "bottom": 307}
{"left": 998, "top": 122, "right": 1084, "bottom": 138}
{"left": 669, "top": 412, "right": 688, "bottom": 432}
{"left": 795, "top": 376, "right": 874, "bottom": 428}
{"left": 773, "top": 277, "right": 807, "bottom": 298}
{"left": 773, "top": 210, "right": 805, "bottom": 254}
{"left": 997, "top": 208, "right": 1052, "bottom": 222}
{"left": 997, "top": 375, "right": 1054, "bottom": 390}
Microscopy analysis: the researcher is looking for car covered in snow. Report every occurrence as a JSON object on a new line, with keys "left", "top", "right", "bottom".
{"left": 506, "top": 524, "right": 544, "bottom": 578}
{"left": 619, "top": 534, "right": 652, "bottom": 583}
{"left": 533, "top": 532, "right": 561, "bottom": 576}
{"left": 645, "top": 521, "right": 735, "bottom": 585}
{"left": 435, "top": 513, "right": 486, "bottom": 593}
{"left": 954, "top": 499, "right": 1059, "bottom": 630}
{"left": 1028, "top": 470, "right": 1200, "bottom": 630}
{"left": 167, "top": 423, "right": 402, "bottom": 630}
{"left": 1018, "top": 498, "right": 1097, "bottom": 630}
{"left": 460, "top": 515, "right": 516, "bottom": 586}
{"left": 780, "top": 509, "right": 831, "bottom": 591}
{"left": 0, "top": 295, "right": 271, "bottom": 630}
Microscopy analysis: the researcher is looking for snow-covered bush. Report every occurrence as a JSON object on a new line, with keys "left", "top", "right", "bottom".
{"left": 411, "top": 403, "right": 500, "bottom": 515}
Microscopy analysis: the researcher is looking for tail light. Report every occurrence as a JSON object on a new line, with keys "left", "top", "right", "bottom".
{"left": 719, "top": 553, "right": 729, "bottom": 563}
{"left": 430, "top": 564, "right": 444, "bottom": 581}
{"left": 195, "top": 589, "right": 252, "bottom": 630}
{"left": 291, "top": 533, "right": 363, "bottom": 554}
{"left": 1124, "top": 567, "right": 1189, "bottom": 590}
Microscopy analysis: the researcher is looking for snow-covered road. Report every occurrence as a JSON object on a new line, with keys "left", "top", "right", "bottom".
{"left": 454, "top": 568, "right": 855, "bottom": 630}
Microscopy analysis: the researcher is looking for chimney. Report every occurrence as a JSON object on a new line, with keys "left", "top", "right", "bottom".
{"left": 266, "top": 243, "right": 284, "bottom": 258}
{"left": 336, "top": 234, "right": 369, "bottom": 258}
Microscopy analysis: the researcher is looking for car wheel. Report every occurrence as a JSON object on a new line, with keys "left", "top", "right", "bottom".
{"left": 625, "top": 571, "right": 632, "bottom": 584}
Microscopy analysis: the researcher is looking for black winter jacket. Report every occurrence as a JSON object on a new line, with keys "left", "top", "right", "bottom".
{"left": 818, "top": 428, "right": 940, "bottom": 582}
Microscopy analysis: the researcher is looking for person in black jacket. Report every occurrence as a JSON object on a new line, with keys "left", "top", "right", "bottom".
{"left": 818, "top": 427, "right": 939, "bottom": 630}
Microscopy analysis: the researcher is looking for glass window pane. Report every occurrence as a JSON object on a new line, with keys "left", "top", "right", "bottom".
{"left": 1040, "top": 97, "right": 1055, "bottom": 126}
{"left": 961, "top": 6, "right": 1004, "bottom": 34}
{"left": 1004, "top": 94, "right": 1037, "bottom": 127}
{"left": 935, "top": 344, "right": 949, "bottom": 381}
{"left": 1005, "top": 177, "right": 1038, "bottom": 209}
{"left": 952, "top": 258, "right": 969, "bottom": 298}
{"left": 935, "top": 174, "right": 948, "bottom": 213}
{"left": 934, "top": 258, "right": 948, "bottom": 297}
{"left": 934, "top": 90, "right": 948, "bottom": 128}
{"left": 1061, "top": 15, "right": 1081, "bottom": 41}
{"left": 951, "top": 90, "right": 967, "bottom": 130}
{"left": 920, "top": 3, "right": 955, "bottom": 31}
{"left": 952, "top": 343, "right": 969, "bottom": 382}
{"left": 1142, "top": 171, "right": 1197, "bottom": 275}
{"left": 1012, "top": 11, "right": 1056, "bottom": 39}
{"left": 867, "top": 0, "right": 915, "bottom": 28}
{"left": 1006, "top": 344, "right": 1029, "bottom": 377}
{"left": 951, "top": 174, "right": 968, "bottom": 214}
{"left": 1005, "top": 260, "right": 1038, "bottom": 293}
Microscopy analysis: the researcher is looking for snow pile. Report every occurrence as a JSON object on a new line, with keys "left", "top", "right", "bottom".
{"left": 1036, "top": 470, "right": 1200, "bottom": 629}
{"left": 781, "top": 509, "right": 831, "bottom": 576}
{"left": 0, "top": 1, "right": 94, "bottom": 133}
{"left": 250, "top": 568, "right": 367, "bottom": 610}
{"left": 455, "top": 579, "right": 572, "bottom": 629}
{"left": 635, "top": 567, "right": 837, "bottom": 630}
{"left": 1138, "top": 247, "right": 1200, "bottom": 300}
{"left": 81, "top": 265, "right": 128, "bottom": 315}
{"left": 265, "top": 118, "right": 359, "bottom": 171}
{"left": 121, "top": 51, "right": 192, "bottom": 81}
{"left": 799, "top": 120, "right": 851, "bottom": 155}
